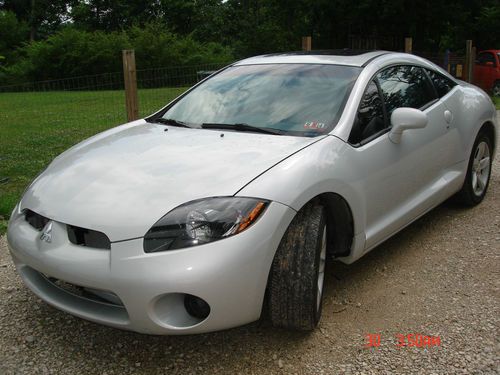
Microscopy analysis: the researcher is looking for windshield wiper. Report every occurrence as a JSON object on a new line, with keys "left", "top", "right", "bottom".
{"left": 151, "top": 118, "right": 192, "bottom": 128}
{"left": 201, "top": 122, "right": 282, "bottom": 135}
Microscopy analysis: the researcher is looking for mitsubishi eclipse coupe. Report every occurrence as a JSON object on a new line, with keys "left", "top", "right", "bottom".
{"left": 7, "top": 50, "right": 498, "bottom": 334}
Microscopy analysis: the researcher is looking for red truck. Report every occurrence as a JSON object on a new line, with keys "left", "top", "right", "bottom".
{"left": 474, "top": 49, "right": 500, "bottom": 96}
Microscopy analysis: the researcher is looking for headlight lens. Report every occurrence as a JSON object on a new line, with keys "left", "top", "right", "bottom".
{"left": 143, "top": 197, "right": 268, "bottom": 253}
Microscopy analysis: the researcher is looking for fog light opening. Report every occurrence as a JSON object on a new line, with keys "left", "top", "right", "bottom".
{"left": 184, "top": 294, "right": 210, "bottom": 320}
{"left": 152, "top": 293, "right": 211, "bottom": 328}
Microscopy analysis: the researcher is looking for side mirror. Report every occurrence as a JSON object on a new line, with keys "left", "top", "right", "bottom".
{"left": 485, "top": 61, "right": 494, "bottom": 67}
{"left": 389, "top": 107, "right": 428, "bottom": 144}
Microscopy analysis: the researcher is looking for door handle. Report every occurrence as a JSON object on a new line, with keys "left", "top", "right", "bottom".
{"left": 444, "top": 110, "right": 453, "bottom": 127}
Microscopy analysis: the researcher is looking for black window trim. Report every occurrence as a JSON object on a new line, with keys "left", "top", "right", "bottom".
{"left": 348, "top": 63, "right": 441, "bottom": 148}
{"left": 422, "top": 68, "right": 439, "bottom": 98}
{"left": 423, "top": 67, "right": 458, "bottom": 100}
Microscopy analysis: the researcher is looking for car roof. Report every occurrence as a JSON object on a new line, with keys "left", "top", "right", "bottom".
{"left": 234, "top": 50, "right": 390, "bottom": 67}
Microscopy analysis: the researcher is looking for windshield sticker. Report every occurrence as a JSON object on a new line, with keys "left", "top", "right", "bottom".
{"left": 304, "top": 122, "right": 326, "bottom": 130}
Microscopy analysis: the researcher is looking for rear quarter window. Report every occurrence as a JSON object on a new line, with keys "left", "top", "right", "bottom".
{"left": 425, "top": 69, "right": 457, "bottom": 98}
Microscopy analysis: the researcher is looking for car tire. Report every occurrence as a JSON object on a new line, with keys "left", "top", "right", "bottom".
{"left": 456, "top": 132, "right": 493, "bottom": 206}
{"left": 493, "top": 81, "right": 500, "bottom": 97}
{"left": 267, "top": 203, "right": 327, "bottom": 330}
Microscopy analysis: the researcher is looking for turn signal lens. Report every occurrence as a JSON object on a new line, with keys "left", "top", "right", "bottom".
{"left": 236, "top": 201, "right": 266, "bottom": 233}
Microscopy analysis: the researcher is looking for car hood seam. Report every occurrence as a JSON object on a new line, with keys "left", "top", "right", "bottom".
{"left": 233, "top": 135, "right": 331, "bottom": 198}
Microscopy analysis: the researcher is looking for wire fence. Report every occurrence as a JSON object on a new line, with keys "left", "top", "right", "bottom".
{"left": 413, "top": 51, "right": 466, "bottom": 79}
{"left": 347, "top": 34, "right": 468, "bottom": 80}
{"left": 0, "top": 51, "right": 470, "bottom": 147}
{"left": 0, "top": 62, "right": 226, "bottom": 93}
{"left": 0, "top": 62, "right": 228, "bottom": 133}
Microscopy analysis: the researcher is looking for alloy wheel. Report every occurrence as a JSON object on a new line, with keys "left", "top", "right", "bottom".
{"left": 472, "top": 141, "right": 491, "bottom": 196}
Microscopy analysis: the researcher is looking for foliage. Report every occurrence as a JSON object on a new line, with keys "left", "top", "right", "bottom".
{"left": 492, "top": 96, "right": 500, "bottom": 110}
{"left": 0, "top": 10, "right": 29, "bottom": 61}
{"left": 0, "top": 24, "right": 232, "bottom": 84}
{"left": 0, "top": 86, "right": 188, "bottom": 233}
{"left": 70, "top": 0, "right": 162, "bottom": 32}
{"left": 128, "top": 22, "right": 232, "bottom": 68}
{"left": 2, "top": 27, "right": 131, "bottom": 82}
{"left": 1, "top": 0, "right": 68, "bottom": 40}
{"left": 474, "top": 6, "right": 500, "bottom": 48}
{"left": 0, "top": 0, "right": 499, "bottom": 82}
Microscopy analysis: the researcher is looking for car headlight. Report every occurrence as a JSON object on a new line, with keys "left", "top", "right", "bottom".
{"left": 143, "top": 197, "right": 269, "bottom": 253}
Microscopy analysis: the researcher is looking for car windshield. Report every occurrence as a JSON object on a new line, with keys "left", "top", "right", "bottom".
{"left": 159, "top": 63, "right": 361, "bottom": 136}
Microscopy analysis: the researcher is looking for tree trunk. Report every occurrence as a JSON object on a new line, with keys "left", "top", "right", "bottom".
{"left": 29, "top": 0, "right": 36, "bottom": 41}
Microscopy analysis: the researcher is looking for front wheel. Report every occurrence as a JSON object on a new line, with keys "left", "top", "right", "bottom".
{"left": 267, "top": 203, "right": 327, "bottom": 331}
{"left": 456, "top": 132, "right": 492, "bottom": 206}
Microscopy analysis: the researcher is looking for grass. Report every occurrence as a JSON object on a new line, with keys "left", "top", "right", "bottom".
{"left": 493, "top": 96, "right": 500, "bottom": 109}
{"left": 0, "top": 87, "right": 187, "bottom": 234}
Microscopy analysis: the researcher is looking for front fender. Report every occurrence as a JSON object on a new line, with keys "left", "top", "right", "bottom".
{"left": 236, "top": 135, "right": 366, "bottom": 262}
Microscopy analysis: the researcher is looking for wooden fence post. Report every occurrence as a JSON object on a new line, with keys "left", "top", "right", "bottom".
{"left": 122, "top": 50, "right": 139, "bottom": 122}
{"left": 465, "top": 40, "right": 473, "bottom": 83}
{"left": 404, "top": 37, "right": 412, "bottom": 53}
{"left": 302, "top": 36, "right": 312, "bottom": 51}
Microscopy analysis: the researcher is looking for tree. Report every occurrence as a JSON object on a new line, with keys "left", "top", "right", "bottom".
{"left": 70, "top": 0, "right": 163, "bottom": 31}
{"left": 0, "top": 10, "right": 29, "bottom": 61}
{"left": 474, "top": 5, "right": 500, "bottom": 49}
{"left": 1, "top": 0, "right": 68, "bottom": 40}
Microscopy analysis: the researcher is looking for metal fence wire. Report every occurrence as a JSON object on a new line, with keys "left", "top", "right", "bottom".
{"left": 0, "top": 63, "right": 226, "bottom": 93}
{"left": 413, "top": 51, "right": 466, "bottom": 79}
{"left": 0, "top": 62, "right": 229, "bottom": 132}
{"left": 0, "top": 54, "right": 469, "bottom": 140}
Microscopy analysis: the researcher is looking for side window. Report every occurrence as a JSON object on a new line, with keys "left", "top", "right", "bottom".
{"left": 477, "top": 52, "right": 496, "bottom": 66}
{"left": 425, "top": 69, "right": 457, "bottom": 98}
{"left": 376, "top": 66, "right": 436, "bottom": 116}
{"left": 349, "top": 81, "right": 387, "bottom": 144}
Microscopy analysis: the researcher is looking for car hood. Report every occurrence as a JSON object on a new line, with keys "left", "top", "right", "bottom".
{"left": 21, "top": 120, "right": 322, "bottom": 241}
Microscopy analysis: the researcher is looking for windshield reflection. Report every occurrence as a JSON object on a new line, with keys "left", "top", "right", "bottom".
{"left": 161, "top": 64, "right": 361, "bottom": 136}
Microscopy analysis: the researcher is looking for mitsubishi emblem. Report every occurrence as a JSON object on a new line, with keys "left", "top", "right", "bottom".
{"left": 40, "top": 221, "right": 53, "bottom": 243}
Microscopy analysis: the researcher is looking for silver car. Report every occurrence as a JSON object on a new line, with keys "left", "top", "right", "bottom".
{"left": 7, "top": 51, "right": 498, "bottom": 334}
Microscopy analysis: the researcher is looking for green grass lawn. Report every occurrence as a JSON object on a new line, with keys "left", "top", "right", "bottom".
{"left": 493, "top": 96, "right": 500, "bottom": 110}
{"left": 0, "top": 87, "right": 187, "bottom": 233}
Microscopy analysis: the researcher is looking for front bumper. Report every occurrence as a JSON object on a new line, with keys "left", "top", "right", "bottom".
{"left": 7, "top": 201, "right": 295, "bottom": 334}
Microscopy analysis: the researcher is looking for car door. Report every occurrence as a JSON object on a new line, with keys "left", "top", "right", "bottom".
{"left": 424, "top": 68, "right": 464, "bottom": 169}
{"left": 347, "top": 65, "right": 455, "bottom": 250}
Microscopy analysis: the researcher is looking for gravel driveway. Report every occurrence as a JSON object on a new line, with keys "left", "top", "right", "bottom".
{"left": 1, "top": 118, "right": 499, "bottom": 374}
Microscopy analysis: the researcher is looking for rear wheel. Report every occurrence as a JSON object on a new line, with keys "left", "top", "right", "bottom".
{"left": 456, "top": 132, "right": 492, "bottom": 206}
{"left": 267, "top": 203, "right": 327, "bottom": 331}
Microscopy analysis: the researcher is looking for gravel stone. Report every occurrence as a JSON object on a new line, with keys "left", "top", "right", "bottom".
{"left": 0, "top": 113, "right": 498, "bottom": 374}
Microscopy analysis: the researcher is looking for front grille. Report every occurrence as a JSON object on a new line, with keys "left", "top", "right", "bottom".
{"left": 19, "top": 266, "right": 130, "bottom": 326}
{"left": 24, "top": 208, "right": 111, "bottom": 250}
{"left": 48, "top": 277, "right": 124, "bottom": 307}
{"left": 67, "top": 225, "right": 111, "bottom": 250}
{"left": 25, "top": 209, "right": 49, "bottom": 231}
